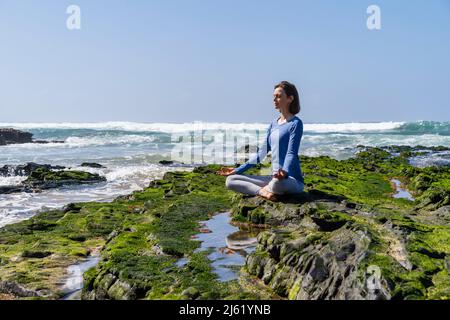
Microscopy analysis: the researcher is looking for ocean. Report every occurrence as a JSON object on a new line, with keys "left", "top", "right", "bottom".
{"left": 0, "top": 120, "right": 449, "bottom": 228}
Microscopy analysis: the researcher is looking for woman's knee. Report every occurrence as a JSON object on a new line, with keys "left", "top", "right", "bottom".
{"left": 268, "top": 178, "right": 303, "bottom": 195}
{"left": 225, "top": 175, "right": 237, "bottom": 189}
{"left": 267, "top": 178, "right": 283, "bottom": 194}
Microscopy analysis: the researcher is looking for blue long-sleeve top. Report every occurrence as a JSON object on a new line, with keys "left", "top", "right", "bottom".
{"left": 234, "top": 116, "right": 304, "bottom": 183}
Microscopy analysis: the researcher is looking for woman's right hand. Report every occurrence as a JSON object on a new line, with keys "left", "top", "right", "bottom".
{"left": 217, "top": 167, "right": 236, "bottom": 176}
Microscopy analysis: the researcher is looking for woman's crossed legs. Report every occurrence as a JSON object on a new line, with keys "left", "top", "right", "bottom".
{"left": 225, "top": 174, "right": 304, "bottom": 197}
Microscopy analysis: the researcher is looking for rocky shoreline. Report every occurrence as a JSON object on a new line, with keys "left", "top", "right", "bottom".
{"left": 0, "top": 163, "right": 106, "bottom": 194}
{"left": 0, "top": 128, "right": 64, "bottom": 146}
{"left": 0, "top": 146, "right": 449, "bottom": 300}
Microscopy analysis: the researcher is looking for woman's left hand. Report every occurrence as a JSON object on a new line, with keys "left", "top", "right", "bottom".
{"left": 217, "top": 167, "right": 236, "bottom": 176}
{"left": 273, "top": 168, "right": 288, "bottom": 180}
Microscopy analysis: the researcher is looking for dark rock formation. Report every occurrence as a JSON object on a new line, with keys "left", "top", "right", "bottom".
{"left": 0, "top": 186, "right": 25, "bottom": 194}
{"left": 0, "top": 128, "right": 64, "bottom": 146}
{"left": 158, "top": 160, "right": 186, "bottom": 166}
{"left": 0, "top": 164, "right": 106, "bottom": 194}
{"left": 81, "top": 163, "right": 106, "bottom": 169}
{"left": 22, "top": 168, "right": 106, "bottom": 191}
{"left": 0, "top": 128, "right": 32, "bottom": 146}
{"left": 0, "top": 281, "right": 40, "bottom": 298}
{"left": 236, "top": 196, "right": 394, "bottom": 300}
{"left": 0, "top": 148, "right": 449, "bottom": 301}
{"left": 158, "top": 160, "right": 174, "bottom": 165}
{"left": 0, "top": 163, "right": 66, "bottom": 177}
{"left": 32, "top": 140, "right": 65, "bottom": 144}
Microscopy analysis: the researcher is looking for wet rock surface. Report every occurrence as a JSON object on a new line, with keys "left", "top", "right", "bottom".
{"left": 0, "top": 163, "right": 106, "bottom": 194}
{"left": 0, "top": 163, "right": 66, "bottom": 177}
{"left": 234, "top": 196, "right": 397, "bottom": 299}
{"left": 231, "top": 146, "right": 450, "bottom": 300}
{"left": 0, "top": 128, "right": 64, "bottom": 146}
{"left": 80, "top": 163, "right": 106, "bottom": 169}
{"left": 0, "top": 128, "right": 32, "bottom": 146}
{"left": 0, "top": 147, "right": 448, "bottom": 300}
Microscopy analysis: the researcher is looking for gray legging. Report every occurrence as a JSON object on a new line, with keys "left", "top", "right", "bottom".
{"left": 225, "top": 174, "right": 304, "bottom": 196}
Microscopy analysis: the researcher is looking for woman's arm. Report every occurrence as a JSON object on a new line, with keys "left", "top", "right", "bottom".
{"left": 281, "top": 120, "right": 303, "bottom": 178}
{"left": 234, "top": 123, "right": 272, "bottom": 175}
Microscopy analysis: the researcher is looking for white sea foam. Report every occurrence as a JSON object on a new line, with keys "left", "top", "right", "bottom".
{"left": 64, "top": 135, "right": 158, "bottom": 148}
{"left": 0, "top": 134, "right": 161, "bottom": 150}
{"left": 0, "top": 164, "right": 194, "bottom": 228}
{"left": 0, "top": 121, "right": 268, "bottom": 133}
{"left": 1, "top": 120, "right": 448, "bottom": 229}
{"left": 409, "top": 151, "right": 450, "bottom": 168}
{"left": 0, "top": 176, "right": 27, "bottom": 186}
{"left": 304, "top": 122, "right": 405, "bottom": 133}
{"left": 301, "top": 133, "right": 450, "bottom": 148}
{"left": 0, "top": 121, "right": 405, "bottom": 134}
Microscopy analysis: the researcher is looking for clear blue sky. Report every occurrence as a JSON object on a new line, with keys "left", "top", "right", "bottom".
{"left": 0, "top": 0, "right": 449, "bottom": 123}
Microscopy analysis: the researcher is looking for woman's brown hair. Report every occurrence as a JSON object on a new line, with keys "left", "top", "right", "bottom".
{"left": 274, "top": 81, "right": 301, "bottom": 115}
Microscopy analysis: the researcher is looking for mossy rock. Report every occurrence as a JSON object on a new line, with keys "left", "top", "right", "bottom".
{"left": 1, "top": 150, "right": 449, "bottom": 300}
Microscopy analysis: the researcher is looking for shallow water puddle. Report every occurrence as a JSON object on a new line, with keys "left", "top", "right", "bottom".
{"left": 60, "top": 212, "right": 262, "bottom": 298}
{"left": 186, "top": 212, "right": 264, "bottom": 282}
{"left": 60, "top": 255, "right": 100, "bottom": 300}
{"left": 391, "top": 179, "right": 414, "bottom": 201}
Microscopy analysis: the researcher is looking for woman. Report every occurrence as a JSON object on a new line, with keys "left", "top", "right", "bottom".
{"left": 217, "top": 81, "right": 304, "bottom": 201}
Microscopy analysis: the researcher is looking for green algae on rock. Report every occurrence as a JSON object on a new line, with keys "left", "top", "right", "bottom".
{"left": 23, "top": 168, "right": 106, "bottom": 190}
{"left": 0, "top": 166, "right": 262, "bottom": 299}
{"left": 0, "top": 166, "right": 106, "bottom": 195}
{"left": 82, "top": 166, "right": 264, "bottom": 300}
{"left": 233, "top": 147, "right": 450, "bottom": 300}
{"left": 0, "top": 147, "right": 448, "bottom": 300}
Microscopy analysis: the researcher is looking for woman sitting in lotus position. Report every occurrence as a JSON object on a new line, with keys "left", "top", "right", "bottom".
{"left": 218, "top": 81, "right": 304, "bottom": 201}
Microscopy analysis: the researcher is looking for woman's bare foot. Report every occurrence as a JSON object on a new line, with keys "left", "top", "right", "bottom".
{"left": 258, "top": 186, "right": 278, "bottom": 202}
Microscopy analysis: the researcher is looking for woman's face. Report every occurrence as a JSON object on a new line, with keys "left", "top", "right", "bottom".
{"left": 273, "top": 87, "right": 293, "bottom": 113}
